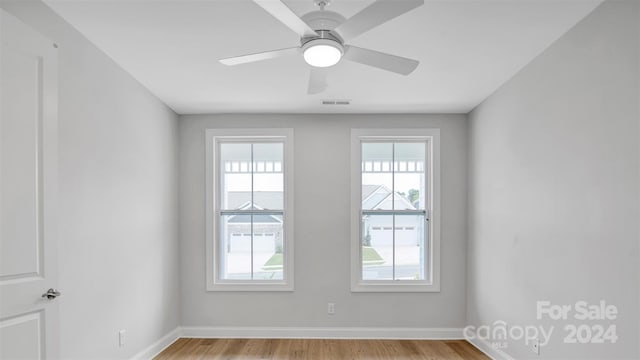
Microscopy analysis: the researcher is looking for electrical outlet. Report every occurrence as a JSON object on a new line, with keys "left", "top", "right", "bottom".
{"left": 118, "top": 329, "right": 126, "bottom": 347}
{"left": 532, "top": 338, "right": 540, "bottom": 355}
{"left": 327, "top": 302, "right": 335, "bottom": 315}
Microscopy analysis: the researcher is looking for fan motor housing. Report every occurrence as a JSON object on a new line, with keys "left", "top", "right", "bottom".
{"left": 301, "top": 29, "right": 343, "bottom": 47}
{"left": 301, "top": 10, "right": 346, "bottom": 32}
{"left": 302, "top": 37, "right": 344, "bottom": 54}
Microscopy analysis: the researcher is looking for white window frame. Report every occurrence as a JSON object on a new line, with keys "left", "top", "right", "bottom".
{"left": 350, "top": 128, "right": 441, "bottom": 292}
{"left": 206, "top": 128, "right": 294, "bottom": 291}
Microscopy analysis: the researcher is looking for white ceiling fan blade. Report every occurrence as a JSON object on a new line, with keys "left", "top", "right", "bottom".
{"left": 332, "top": 0, "right": 424, "bottom": 42}
{"left": 343, "top": 46, "right": 419, "bottom": 75}
{"left": 308, "top": 68, "right": 328, "bottom": 94}
{"left": 219, "top": 47, "right": 299, "bottom": 66}
{"left": 253, "top": 0, "right": 318, "bottom": 38}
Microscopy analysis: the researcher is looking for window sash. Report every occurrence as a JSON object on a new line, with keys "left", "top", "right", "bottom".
{"left": 217, "top": 212, "right": 285, "bottom": 282}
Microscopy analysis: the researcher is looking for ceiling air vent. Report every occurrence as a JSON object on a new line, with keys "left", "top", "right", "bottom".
{"left": 322, "top": 99, "right": 351, "bottom": 105}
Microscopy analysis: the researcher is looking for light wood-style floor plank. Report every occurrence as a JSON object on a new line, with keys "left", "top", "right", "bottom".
{"left": 154, "top": 338, "right": 490, "bottom": 360}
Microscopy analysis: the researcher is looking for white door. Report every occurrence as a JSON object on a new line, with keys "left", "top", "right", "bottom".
{"left": 0, "top": 9, "right": 59, "bottom": 360}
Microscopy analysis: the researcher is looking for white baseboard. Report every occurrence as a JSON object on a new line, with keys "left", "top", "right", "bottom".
{"left": 180, "top": 326, "right": 464, "bottom": 340}
{"left": 466, "top": 336, "right": 515, "bottom": 360}
{"left": 130, "top": 327, "right": 181, "bottom": 360}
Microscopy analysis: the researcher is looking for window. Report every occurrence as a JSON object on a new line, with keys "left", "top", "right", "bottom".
{"left": 351, "top": 129, "right": 440, "bottom": 292}
{"left": 206, "top": 129, "right": 294, "bottom": 291}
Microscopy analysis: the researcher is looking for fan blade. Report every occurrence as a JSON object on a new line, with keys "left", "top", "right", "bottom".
{"left": 220, "top": 47, "right": 299, "bottom": 66}
{"left": 343, "top": 46, "right": 419, "bottom": 75}
{"left": 332, "top": 0, "right": 424, "bottom": 42}
{"left": 253, "top": 0, "right": 318, "bottom": 37}
{"left": 308, "top": 68, "right": 328, "bottom": 94}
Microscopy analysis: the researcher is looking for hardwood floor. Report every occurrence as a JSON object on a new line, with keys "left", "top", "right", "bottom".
{"left": 154, "top": 338, "right": 490, "bottom": 359}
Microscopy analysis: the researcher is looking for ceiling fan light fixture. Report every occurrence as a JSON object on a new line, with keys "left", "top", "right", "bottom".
{"left": 302, "top": 39, "right": 343, "bottom": 68}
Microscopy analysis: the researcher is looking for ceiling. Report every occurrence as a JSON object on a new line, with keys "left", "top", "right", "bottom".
{"left": 43, "top": 0, "right": 602, "bottom": 114}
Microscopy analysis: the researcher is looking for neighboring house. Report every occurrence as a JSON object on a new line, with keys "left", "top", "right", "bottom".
{"left": 361, "top": 185, "right": 424, "bottom": 247}
{"left": 223, "top": 187, "right": 422, "bottom": 252}
{"left": 224, "top": 192, "right": 283, "bottom": 253}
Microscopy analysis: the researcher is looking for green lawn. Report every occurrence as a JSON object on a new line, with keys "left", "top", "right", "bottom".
{"left": 262, "top": 247, "right": 384, "bottom": 270}
{"left": 262, "top": 253, "right": 283, "bottom": 271}
{"left": 362, "top": 247, "right": 385, "bottom": 265}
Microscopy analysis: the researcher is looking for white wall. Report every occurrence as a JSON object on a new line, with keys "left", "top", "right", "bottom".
{"left": 0, "top": 1, "right": 180, "bottom": 359}
{"left": 468, "top": 1, "right": 639, "bottom": 359}
{"left": 178, "top": 114, "right": 467, "bottom": 329}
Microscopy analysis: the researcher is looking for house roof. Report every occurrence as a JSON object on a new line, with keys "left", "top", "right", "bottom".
{"left": 227, "top": 201, "right": 282, "bottom": 224}
{"left": 225, "top": 187, "right": 416, "bottom": 213}
{"left": 225, "top": 191, "right": 283, "bottom": 210}
{"left": 362, "top": 184, "right": 381, "bottom": 201}
{"left": 372, "top": 193, "right": 417, "bottom": 211}
{"left": 361, "top": 185, "right": 416, "bottom": 210}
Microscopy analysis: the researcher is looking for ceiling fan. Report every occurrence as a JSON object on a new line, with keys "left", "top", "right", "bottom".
{"left": 219, "top": 0, "right": 424, "bottom": 94}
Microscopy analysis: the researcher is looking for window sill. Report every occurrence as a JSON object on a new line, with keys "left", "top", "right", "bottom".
{"left": 351, "top": 282, "right": 440, "bottom": 293}
{"left": 207, "top": 282, "right": 294, "bottom": 292}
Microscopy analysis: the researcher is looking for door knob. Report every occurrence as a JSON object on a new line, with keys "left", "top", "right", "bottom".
{"left": 42, "top": 288, "right": 61, "bottom": 300}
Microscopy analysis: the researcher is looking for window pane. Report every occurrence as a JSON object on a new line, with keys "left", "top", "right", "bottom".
{"left": 220, "top": 143, "right": 251, "bottom": 210}
{"left": 362, "top": 214, "right": 394, "bottom": 280}
{"left": 394, "top": 142, "right": 426, "bottom": 210}
{"left": 252, "top": 143, "right": 283, "bottom": 210}
{"left": 393, "top": 214, "right": 426, "bottom": 280}
{"left": 362, "top": 143, "right": 393, "bottom": 210}
{"left": 253, "top": 214, "right": 284, "bottom": 280}
{"left": 220, "top": 214, "right": 252, "bottom": 280}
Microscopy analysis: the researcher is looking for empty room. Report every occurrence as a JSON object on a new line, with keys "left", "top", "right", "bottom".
{"left": 0, "top": 0, "right": 638, "bottom": 359}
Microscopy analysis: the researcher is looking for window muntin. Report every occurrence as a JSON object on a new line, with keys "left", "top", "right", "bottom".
{"left": 206, "top": 129, "right": 293, "bottom": 291}
{"left": 351, "top": 129, "right": 440, "bottom": 292}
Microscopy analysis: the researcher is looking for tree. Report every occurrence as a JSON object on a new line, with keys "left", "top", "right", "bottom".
{"left": 408, "top": 189, "right": 419, "bottom": 204}
{"left": 363, "top": 225, "right": 371, "bottom": 247}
